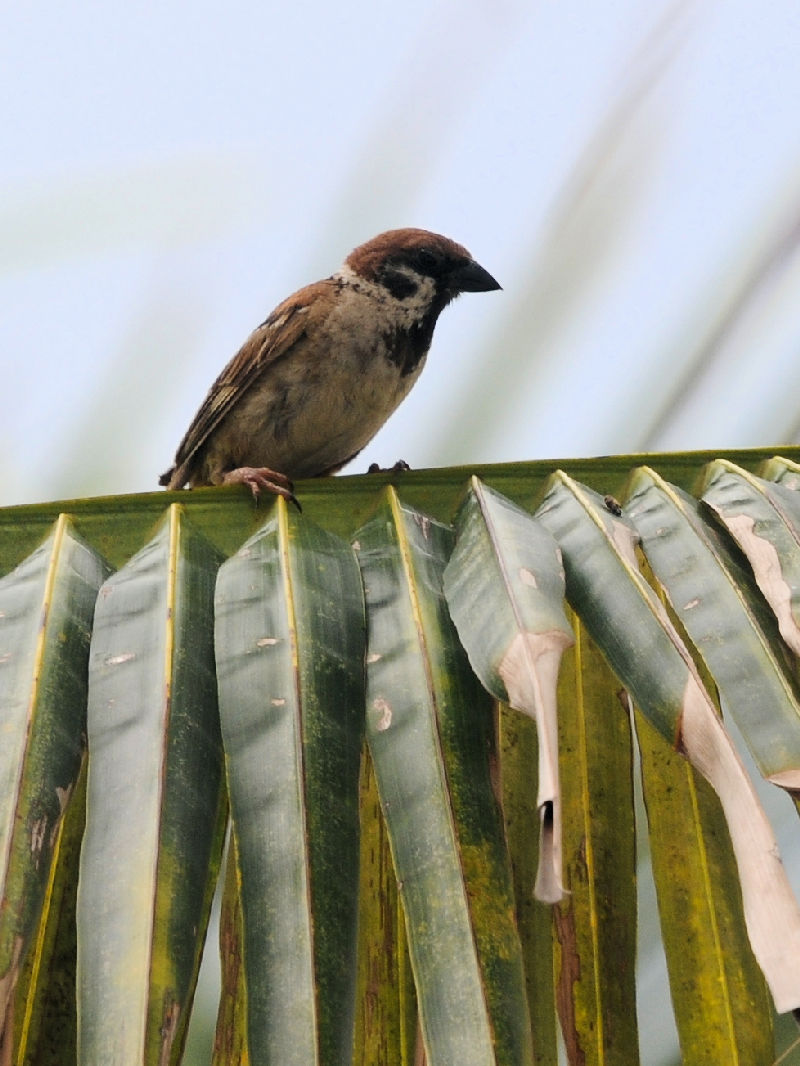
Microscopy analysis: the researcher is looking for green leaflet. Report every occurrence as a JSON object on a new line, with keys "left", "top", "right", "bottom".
{"left": 627, "top": 465, "right": 800, "bottom": 783}
{"left": 352, "top": 749, "right": 418, "bottom": 1066}
{"left": 17, "top": 758, "right": 88, "bottom": 1066}
{"left": 553, "top": 615, "right": 639, "bottom": 1066}
{"left": 535, "top": 471, "right": 688, "bottom": 745}
{"left": 444, "top": 477, "right": 573, "bottom": 903}
{"left": 702, "top": 459, "right": 800, "bottom": 660}
{"left": 444, "top": 479, "right": 639, "bottom": 1062}
{"left": 1, "top": 453, "right": 799, "bottom": 1060}
{"left": 212, "top": 836, "right": 248, "bottom": 1066}
{"left": 214, "top": 500, "right": 365, "bottom": 1066}
{"left": 78, "top": 506, "right": 226, "bottom": 1066}
{"left": 0, "top": 516, "right": 108, "bottom": 1063}
{"left": 536, "top": 471, "right": 800, "bottom": 1016}
{"left": 636, "top": 708, "right": 773, "bottom": 1065}
{"left": 443, "top": 477, "right": 574, "bottom": 702}
{"left": 0, "top": 517, "right": 108, "bottom": 1063}
{"left": 0, "top": 448, "right": 791, "bottom": 573}
{"left": 761, "top": 454, "right": 800, "bottom": 492}
{"left": 354, "top": 487, "right": 533, "bottom": 1066}
{"left": 496, "top": 706, "right": 558, "bottom": 1066}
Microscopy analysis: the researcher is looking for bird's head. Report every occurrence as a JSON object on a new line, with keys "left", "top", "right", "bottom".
{"left": 343, "top": 228, "right": 501, "bottom": 308}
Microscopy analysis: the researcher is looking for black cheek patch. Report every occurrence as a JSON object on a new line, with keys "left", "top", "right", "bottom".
{"left": 379, "top": 269, "right": 419, "bottom": 300}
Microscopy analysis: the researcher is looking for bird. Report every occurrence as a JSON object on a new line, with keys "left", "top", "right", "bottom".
{"left": 159, "top": 228, "right": 501, "bottom": 504}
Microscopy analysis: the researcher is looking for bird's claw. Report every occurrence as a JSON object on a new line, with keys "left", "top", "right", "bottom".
{"left": 222, "top": 467, "right": 301, "bottom": 511}
{"left": 367, "top": 459, "right": 411, "bottom": 475}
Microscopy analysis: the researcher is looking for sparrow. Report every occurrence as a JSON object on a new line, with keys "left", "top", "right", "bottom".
{"left": 159, "top": 228, "right": 501, "bottom": 502}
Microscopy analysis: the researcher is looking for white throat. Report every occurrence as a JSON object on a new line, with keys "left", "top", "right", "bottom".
{"left": 334, "top": 265, "right": 438, "bottom": 325}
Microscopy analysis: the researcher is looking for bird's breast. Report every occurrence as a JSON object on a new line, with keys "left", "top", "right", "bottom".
{"left": 223, "top": 294, "right": 432, "bottom": 480}
{"left": 275, "top": 332, "right": 428, "bottom": 477}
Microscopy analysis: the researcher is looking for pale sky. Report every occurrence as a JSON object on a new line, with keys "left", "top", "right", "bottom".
{"left": 4, "top": 1, "right": 800, "bottom": 510}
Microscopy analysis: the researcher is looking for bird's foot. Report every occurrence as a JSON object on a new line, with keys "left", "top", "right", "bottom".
{"left": 367, "top": 460, "right": 411, "bottom": 474}
{"left": 222, "top": 467, "right": 301, "bottom": 511}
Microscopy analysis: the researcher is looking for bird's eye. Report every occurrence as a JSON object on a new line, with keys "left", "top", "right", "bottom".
{"left": 412, "top": 247, "right": 439, "bottom": 273}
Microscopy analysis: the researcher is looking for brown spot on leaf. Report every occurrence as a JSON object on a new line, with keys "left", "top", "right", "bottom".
{"left": 30, "top": 816, "right": 48, "bottom": 864}
{"left": 0, "top": 936, "right": 24, "bottom": 1066}
{"left": 554, "top": 904, "right": 585, "bottom": 1066}
{"left": 158, "top": 996, "right": 181, "bottom": 1066}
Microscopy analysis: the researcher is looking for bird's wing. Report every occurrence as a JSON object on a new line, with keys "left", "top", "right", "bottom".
{"left": 162, "top": 279, "right": 334, "bottom": 486}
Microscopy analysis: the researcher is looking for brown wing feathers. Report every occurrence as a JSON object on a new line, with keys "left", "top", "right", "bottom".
{"left": 159, "top": 286, "right": 322, "bottom": 488}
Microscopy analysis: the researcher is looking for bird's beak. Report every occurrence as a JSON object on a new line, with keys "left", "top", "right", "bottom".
{"left": 449, "top": 258, "right": 502, "bottom": 293}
